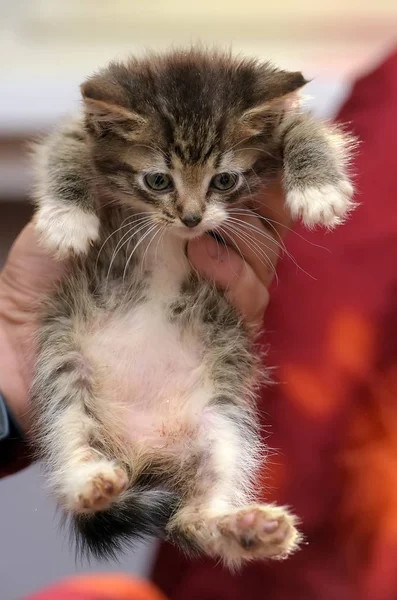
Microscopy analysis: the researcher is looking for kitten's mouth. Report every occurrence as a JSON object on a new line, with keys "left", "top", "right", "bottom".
{"left": 172, "top": 225, "right": 209, "bottom": 240}
{"left": 171, "top": 217, "right": 227, "bottom": 241}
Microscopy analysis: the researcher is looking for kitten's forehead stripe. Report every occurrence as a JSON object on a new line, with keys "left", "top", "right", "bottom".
{"left": 87, "top": 49, "right": 305, "bottom": 167}
{"left": 170, "top": 126, "right": 220, "bottom": 166}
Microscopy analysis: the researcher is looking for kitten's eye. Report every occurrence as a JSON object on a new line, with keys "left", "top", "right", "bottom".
{"left": 210, "top": 172, "right": 239, "bottom": 192}
{"left": 144, "top": 172, "right": 173, "bottom": 192}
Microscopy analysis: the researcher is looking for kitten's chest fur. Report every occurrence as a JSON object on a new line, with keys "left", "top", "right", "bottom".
{"left": 72, "top": 210, "right": 245, "bottom": 452}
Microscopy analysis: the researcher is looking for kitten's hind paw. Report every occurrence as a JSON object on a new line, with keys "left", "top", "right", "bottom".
{"left": 286, "top": 180, "right": 354, "bottom": 229}
{"left": 34, "top": 203, "right": 100, "bottom": 258}
{"left": 182, "top": 503, "right": 301, "bottom": 568}
{"left": 212, "top": 504, "right": 300, "bottom": 566}
{"left": 64, "top": 460, "right": 129, "bottom": 514}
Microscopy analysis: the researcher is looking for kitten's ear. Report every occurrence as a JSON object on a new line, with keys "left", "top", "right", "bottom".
{"left": 240, "top": 70, "right": 308, "bottom": 137}
{"left": 81, "top": 77, "right": 146, "bottom": 140}
{"left": 263, "top": 69, "right": 308, "bottom": 103}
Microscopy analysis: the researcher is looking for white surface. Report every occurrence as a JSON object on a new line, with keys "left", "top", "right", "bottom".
{"left": 1, "top": 0, "right": 396, "bottom": 78}
{"left": 0, "top": 76, "right": 351, "bottom": 134}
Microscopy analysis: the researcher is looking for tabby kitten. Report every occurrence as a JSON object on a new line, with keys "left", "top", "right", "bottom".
{"left": 31, "top": 49, "right": 354, "bottom": 567}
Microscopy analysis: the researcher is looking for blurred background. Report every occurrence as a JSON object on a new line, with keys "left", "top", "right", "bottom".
{"left": 0, "top": 1, "right": 396, "bottom": 598}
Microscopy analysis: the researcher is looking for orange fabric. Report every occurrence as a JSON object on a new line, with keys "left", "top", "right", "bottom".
{"left": 26, "top": 574, "right": 168, "bottom": 600}
{"left": 67, "top": 575, "right": 168, "bottom": 600}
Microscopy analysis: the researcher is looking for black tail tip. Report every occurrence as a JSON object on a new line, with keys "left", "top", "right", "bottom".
{"left": 69, "top": 487, "right": 179, "bottom": 561}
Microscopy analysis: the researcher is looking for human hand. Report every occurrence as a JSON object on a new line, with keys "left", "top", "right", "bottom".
{"left": 0, "top": 224, "right": 66, "bottom": 432}
{"left": 188, "top": 181, "right": 291, "bottom": 329}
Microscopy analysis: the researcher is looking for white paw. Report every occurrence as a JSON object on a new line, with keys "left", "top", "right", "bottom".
{"left": 62, "top": 460, "right": 128, "bottom": 514}
{"left": 187, "top": 503, "right": 300, "bottom": 568}
{"left": 286, "top": 181, "right": 354, "bottom": 228}
{"left": 35, "top": 202, "right": 100, "bottom": 258}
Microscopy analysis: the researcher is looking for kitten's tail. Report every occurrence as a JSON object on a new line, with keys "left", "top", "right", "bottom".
{"left": 72, "top": 483, "right": 179, "bottom": 560}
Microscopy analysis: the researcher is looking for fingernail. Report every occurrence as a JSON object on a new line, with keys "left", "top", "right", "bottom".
{"left": 204, "top": 235, "right": 226, "bottom": 260}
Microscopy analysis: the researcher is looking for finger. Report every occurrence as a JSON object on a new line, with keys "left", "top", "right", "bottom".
{"left": 0, "top": 223, "right": 66, "bottom": 313}
{"left": 188, "top": 235, "right": 269, "bottom": 324}
{"left": 245, "top": 178, "right": 292, "bottom": 240}
{"left": 221, "top": 212, "right": 280, "bottom": 288}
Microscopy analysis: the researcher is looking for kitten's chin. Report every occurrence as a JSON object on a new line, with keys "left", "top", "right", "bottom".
{"left": 171, "top": 226, "right": 208, "bottom": 241}
{"left": 171, "top": 216, "right": 227, "bottom": 241}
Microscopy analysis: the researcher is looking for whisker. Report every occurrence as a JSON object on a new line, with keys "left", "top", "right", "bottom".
{"left": 226, "top": 217, "right": 283, "bottom": 257}
{"left": 217, "top": 225, "right": 246, "bottom": 266}
{"left": 228, "top": 216, "right": 303, "bottom": 271}
{"left": 96, "top": 214, "right": 155, "bottom": 266}
{"left": 213, "top": 230, "right": 231, "bottom": 264}
{"left": 118, "top": 216, "right": 154, "bottom": 262}
{"left": 228, "top": 208, "right": 329, "bottom": 251}
{"left": 248, "top": 165, "right": 260, "bottom": 180}
{"left": 233, "top": 147, "right": 279, "bottom": 161}
{"left": 207, "top": 232, "right": 221, "bottom": 263}
{"left": 222, "top": 222, "right": 279, "bottom": 283}
{"left": 131, "top": 143, "right": 168, "bottom": 159}
{"left": 123, "top": 224, "right": 158, "bottom": 281}
{"left": 240, "top": 173, "right": 253, "bottom": 197}
{"left": 227, "top": 221, "right": 282, "bottom": 281}
{"left": 141, "top": 224, "right": 162, "bottom": 275}
{"left": 216, "top": 226, "right": 248, "bottom": 297}
{"left": 225, "top": 219, "right": 276, "bottom": 262}
{"left": 154, "top": 225, "right": 167, "bottom": 265}
{"left": 242, "top": 218, "right": 312, "bottom": 276}
{"left": 106, "top": 216, "right": 154, "bottom": 265}
{"left": 214, "top": 227, "right": 247, "bottom": 292}
{"left": 226, "top": 135, "right": 278, "bottom": 158}
{"left": 226, "top": 214, "right": 317, "bottom": 280}
{"left": 216, "top": 227, "right": 245, "bottom": 284}
{"left": 106, "top": 219, "right": 154, "bottom": 282}
{"left": 229, "top": 227, "right": 277, "bottom": 280}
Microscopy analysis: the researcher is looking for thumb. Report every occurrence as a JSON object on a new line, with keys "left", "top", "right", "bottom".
{"left": 0, "top": 223, "right": 66, "bottom": 319}
{"left": 187, "top": 235, "right": 269, "bottom": 326}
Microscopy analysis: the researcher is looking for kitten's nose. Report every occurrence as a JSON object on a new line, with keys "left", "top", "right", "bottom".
{"left": 181, "top": 214, "right": 202, "bottom": 228}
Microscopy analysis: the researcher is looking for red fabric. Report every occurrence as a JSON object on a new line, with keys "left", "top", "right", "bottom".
{"left": 153, "top": 50, "right": 397, "bottom": 600}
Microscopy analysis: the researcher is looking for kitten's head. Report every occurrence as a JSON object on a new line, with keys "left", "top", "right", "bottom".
{"left": 81, "top": 49, "right": 306, "bottom": 239}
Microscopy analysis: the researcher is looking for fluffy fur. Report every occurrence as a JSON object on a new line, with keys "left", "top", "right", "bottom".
{"left": 30, "top": 49, "right": 355, "bottom": 568}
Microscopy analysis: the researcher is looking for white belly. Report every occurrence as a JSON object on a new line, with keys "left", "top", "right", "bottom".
{"left": 82, "top": 299, "right": 210, "bottom": 449}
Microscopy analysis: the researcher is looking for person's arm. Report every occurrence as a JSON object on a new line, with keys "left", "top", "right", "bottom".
{"left": 0, "top": 224, "right": 66, "bottom": 431}
{"left": 0, "top": 224, "right": 66, "bottom": 476}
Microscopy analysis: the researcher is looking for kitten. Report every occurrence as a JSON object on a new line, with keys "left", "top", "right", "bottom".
{"left": 31, "top": 49, "right": 355, "bottom": 568}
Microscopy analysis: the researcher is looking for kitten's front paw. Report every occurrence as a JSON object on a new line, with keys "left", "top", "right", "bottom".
{"left": 286, "top": 180, "right": 354, "bottom": 228}
{"left": 35, "top": 203, "right": 100, "bottom": 258}
{"left": 64, "top": 460, "right": 129, "bottom": 513}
